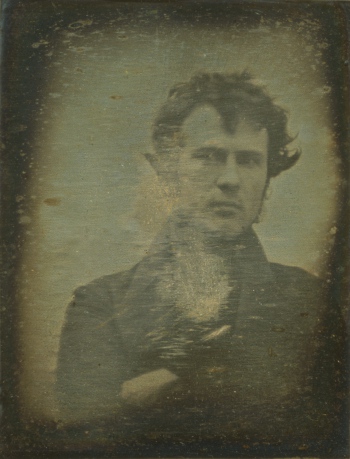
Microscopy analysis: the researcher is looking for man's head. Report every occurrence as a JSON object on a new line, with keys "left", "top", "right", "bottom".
{"left": 150, "top": 72, "right": 300, "bottom": 240}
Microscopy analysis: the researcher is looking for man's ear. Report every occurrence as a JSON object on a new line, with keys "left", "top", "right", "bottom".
{"left": 264, "top": 179, "right": 272, "bottom": 200}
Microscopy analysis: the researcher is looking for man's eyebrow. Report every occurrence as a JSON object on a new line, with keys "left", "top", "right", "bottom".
{"left": 196, "top": 145, "right": 225, "bottom": 151}
{"left": 191, "top": 146, "right": 227, "bottom": 156}
{"left": 235, "top": 150, "right": 266, "bottom": 164}
{"left": 235, "top": 149, "right": 265, "bottom": 155}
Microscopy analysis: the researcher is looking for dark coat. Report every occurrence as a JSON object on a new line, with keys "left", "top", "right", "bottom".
{"left": 56, "top": 229, "right": 344, "bottom": 453}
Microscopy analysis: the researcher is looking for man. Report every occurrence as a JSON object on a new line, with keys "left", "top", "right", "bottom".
{"left": 56, "top": 72, "right": 344, "bottom": 454}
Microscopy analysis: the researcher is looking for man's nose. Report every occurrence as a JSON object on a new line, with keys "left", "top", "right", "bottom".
{"left": 216, "top": 154, "right": 240, "bottom": 192}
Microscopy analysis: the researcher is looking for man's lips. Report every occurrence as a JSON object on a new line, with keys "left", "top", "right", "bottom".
{"left": 208, "top": 200, "right": 243, "bottom": 216}
{"left": 209, "top": 200, "right": 243, "bottom": 210}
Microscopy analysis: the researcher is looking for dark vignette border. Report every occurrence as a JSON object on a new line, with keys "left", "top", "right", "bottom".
{"left": 0, "top": 1, "right": 349, "bottom": 457}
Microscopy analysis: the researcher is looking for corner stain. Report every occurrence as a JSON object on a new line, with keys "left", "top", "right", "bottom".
{"left": 43, "top": 197, "right": 61, "bottom": 206}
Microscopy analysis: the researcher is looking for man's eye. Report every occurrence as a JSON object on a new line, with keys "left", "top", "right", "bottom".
{"left": 235, "top": 151, "right": 262, "bottom": 167}
{"left": 192, "top": 147, "right": 225, "bottom": 162}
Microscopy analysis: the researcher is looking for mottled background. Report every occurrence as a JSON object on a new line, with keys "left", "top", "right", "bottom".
{"left": 10, "top": 6, "right": 342, "bottom": 421}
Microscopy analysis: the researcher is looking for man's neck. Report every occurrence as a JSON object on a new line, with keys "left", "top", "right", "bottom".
{"left": 167, "top": 214, "right": 255, "bottom": 265}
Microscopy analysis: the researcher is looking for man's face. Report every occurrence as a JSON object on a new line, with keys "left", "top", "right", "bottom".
{"left": 175, "top": 105, "right": 268, "bottom": 240}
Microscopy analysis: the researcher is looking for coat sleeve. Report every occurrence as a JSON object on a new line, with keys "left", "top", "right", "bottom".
{"left": 55, "top": 272, "right": 132, "bottom": 425}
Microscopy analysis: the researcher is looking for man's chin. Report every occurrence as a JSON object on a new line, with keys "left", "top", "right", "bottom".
{"left": 193, "top": 218, "right": 247, "bottom": 242}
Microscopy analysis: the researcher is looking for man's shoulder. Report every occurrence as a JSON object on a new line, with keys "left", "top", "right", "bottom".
{"left": 71, "top": 264, "right": 139, "bottom": 313}
{"left": 267, "top": 262, "right": 325, "bottom": 312}
{"left": 76, "top": 258, "right": 323, "bottom": 298}
{"left": 76, "top": 266, "right": 136, "bottom": 294}
{"left": 269, "top": 262, "right": 322, "bottom": 287}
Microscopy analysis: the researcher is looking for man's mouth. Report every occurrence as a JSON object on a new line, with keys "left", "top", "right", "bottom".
{"left": 208, "top": 200, "right": 243, "bottom": 216}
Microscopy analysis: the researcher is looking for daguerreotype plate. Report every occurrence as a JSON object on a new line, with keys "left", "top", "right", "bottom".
{"left": 1, "top": 1, "right": 349, "bottom": 457}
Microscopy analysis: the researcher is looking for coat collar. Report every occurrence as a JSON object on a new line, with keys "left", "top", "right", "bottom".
{"left": 121, "top": 218, "right": 274, "bottom": 316}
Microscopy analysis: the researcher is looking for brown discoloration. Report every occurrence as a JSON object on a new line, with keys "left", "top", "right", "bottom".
{"left": 110, "top": 95, "right": 123, "bottom": 100}
{"left": 268, "top": 346, "right": 277, "bottom": 357}
{"left": 43, "top": 198, "right": 61, "bottom": 206}
{"left": 271, "top": 326, "right": 285, "bottom": 332}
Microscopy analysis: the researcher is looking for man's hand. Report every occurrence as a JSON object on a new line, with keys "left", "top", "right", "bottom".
{"left": 120, "top": 368, "right": 179, "bottom": 406}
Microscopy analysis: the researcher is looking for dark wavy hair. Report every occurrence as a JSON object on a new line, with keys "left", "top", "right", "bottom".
{"left": 151, "top": 72, "right": 300, "bottom": 179}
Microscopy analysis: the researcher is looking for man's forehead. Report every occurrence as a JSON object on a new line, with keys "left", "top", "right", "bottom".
{"left": 181, "top": 104, "right": 268, "bottom": 148}
{"left": 182, "top": 105, "right": 222, "bottom": 139}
